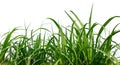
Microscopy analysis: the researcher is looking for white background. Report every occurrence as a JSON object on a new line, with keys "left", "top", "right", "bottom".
{"left": 0, "top": 0, "right": 120, "bottom": 57}
{"left": 0, "top": 0, "right": 120, "bottom": 32}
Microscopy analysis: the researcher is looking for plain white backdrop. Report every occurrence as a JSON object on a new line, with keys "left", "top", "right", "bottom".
{"left": 0, "top": 0, "right": 120, "bottom": 57}
{"left": 0, "top": 0, "right": 120, "bottom": 32}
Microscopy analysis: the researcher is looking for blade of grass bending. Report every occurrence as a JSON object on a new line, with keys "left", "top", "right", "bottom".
{"left": 95, "top": 16, "right": 120, "bottom": 48}
{"left": 70, "top": 10, "right": 83, "bottom": 27}
{"left": 47, "top": 18, "right": 66, "bottom": 52}
{"left": 0, "top": 28, "right": 17, "bottom": 62}
{"left": 87, "top": 23, "right": 98, "bottom": 36}
{"left": 65, "top": 11, "right": 80, "bottom": 29}
{"left": 100, "top": 24, "right": 120, "bottom": 53}
{"left": 94, "top": 30, "right": 120, "bottom": 64}
{"left": 93, "top": 18, "right": 120, "bottom": 64}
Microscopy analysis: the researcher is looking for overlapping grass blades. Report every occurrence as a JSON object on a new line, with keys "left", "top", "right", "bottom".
{"left": 0, "top": 28, "right": 17, "bottom": 62}
{"left": 0, "top": 8, "right": 120, "bottom": 65}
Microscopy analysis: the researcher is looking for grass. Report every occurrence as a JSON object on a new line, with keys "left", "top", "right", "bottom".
{"left": 0, "top": 8, "right": 120, "bottom": 65}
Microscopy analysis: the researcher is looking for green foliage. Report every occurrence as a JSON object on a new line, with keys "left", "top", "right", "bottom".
{"left": 0, "top": 8, "right": 120, "bottom": 65}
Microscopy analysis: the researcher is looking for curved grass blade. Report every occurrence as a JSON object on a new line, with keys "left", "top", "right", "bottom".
{"left": 47, "top": 18, "right": 66, "bottom": 52}
{"left": 65, "top": 11, "right": 80, "bottom": 29}
{"left": 0, "top": 28, "right": 17, "bottom": 62}
{"left": 70, "top": 10, "right": 83, "bottom": 27}
{"left": 96, "top": 16, "right": 120, "bottom": 48}
{"left": 87, "top": 23, "right": 98, "bottom": 36}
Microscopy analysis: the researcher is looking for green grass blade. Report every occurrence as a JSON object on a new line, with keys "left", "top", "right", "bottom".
{"left": 70, "top": 10, "right": 83, "bottom": 27}
{"left": 47, "top": 18, "right": 66, "bottom": 52}
{"left": 87, "top": 23, "right": 98, "bottom": 36}
{"left": 96, "top": 16, "right": 120, "bottom": 48}
{"left": 89, "top": 5, "right": 93, "bottom": 28}
{"left": 65, "top": 11, "right": 81, "bottom": 29}
{"left": 0, "top": 28, "right": 17, "bottom": 62}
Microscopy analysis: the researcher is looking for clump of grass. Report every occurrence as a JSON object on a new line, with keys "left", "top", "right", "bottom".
{"left": 0, "top": 7, "right": 120, "bottom": 65}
